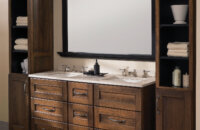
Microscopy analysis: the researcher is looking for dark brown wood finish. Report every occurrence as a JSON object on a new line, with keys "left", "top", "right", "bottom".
{"left": 31, "top": 118, "right": 68, "bottom": 130}
{"left": 28, "top": 0, "right": 53, "bottom": 74}
{"left": 31, "top": 98, "right": 68, "bottom": 122}
{"left": 94, "top": 84, "right": 142, "bottom": 111}
{"left": 69, "top": 124, "right": 94, "bottom": 130}
{"left": 68, "top": 103, "right": 94, "bottom": 127}
{"left": 68, "top": 82, "right": 93, "bottom": 105}
{"left": 31, "top": 79, "right": 67, "bottom": 101}
{"left": 94, "top": 107, "right": 141, "bottom": 130}
{"left": 155, "top": 0, "right": 196, "bottom": 128}
{"left": 9, "top": 73, "right": 29, "bottom": 130}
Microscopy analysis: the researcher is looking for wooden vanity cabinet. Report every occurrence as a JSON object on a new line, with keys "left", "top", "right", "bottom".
{"left": 9, "top": 74, "right": 29, "bottom": 130}
{"left": 30, "top": 78, "right": 155, "bottom": 130}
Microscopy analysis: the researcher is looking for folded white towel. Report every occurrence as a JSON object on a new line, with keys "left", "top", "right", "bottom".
{"left": 168, "top": 49, "right": 188, "bottom": 53}
{"left": 14, "top": 45, "right": 28, "bottom": 51}
{"left": 16, "top": 16, "right": 28, "bottom": 21}
{"left": 15, "top": 38, "right": 28, "bottom": 45}
{"left": 167, "top": 42, "right": 189, "bottom": 50}
{"left": 16, "top": 23, "right": 28, "bottom": 26}
{"left": 167, "top": 52, "right": 188, "bottom": 57}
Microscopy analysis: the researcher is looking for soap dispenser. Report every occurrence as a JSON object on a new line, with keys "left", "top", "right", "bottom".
{"left": 94, "top": 59, "right": 100, "bottom": 75}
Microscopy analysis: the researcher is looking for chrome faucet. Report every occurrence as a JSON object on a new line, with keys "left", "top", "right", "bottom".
{"left": 142, "top": 70, "right": 150, "bottom": 78}
{"left": 120, "top": 67, "right": 129, "bottom": 76}
{"left": 62, "top": 65, "right": 71, "bottom": 72}
{"left": 128, "top": 69, "right": 138, "bottom": 77}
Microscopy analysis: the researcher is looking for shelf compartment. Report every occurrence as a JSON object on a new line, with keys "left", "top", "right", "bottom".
{"left": 160, "top": 56, "right": 188, "bottom": 60}
{"left": 12, "top": 50, "right": 28, "bottom": 53}
{"left": 12, "top": 26, "right": 28, "bottom": 29}
{"left": 160, "top": 24, "right": 189, "bottom": 28}
{"left": 159, "top": 60, "right": 189, "bottom": 87}
{"left": 11, "top": 53, "right": 28, "bottom": 73}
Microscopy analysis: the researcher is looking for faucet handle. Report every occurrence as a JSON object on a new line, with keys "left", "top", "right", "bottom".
{"left": 120, "top": 67, "right": 129, "bottom": 76}
{"left": 142, "top": 70, "right": 150, "bottom": 78}
{"left": 62, "top": 65, "right": 70, "bottom": 72}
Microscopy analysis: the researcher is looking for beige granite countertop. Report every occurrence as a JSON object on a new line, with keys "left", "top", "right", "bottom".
{"left": 29, "top": 71, "right": 155, "bottom": 88}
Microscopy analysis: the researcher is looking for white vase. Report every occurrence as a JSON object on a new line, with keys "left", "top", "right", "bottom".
{"left": 171, "top": 5, "right": 188, "bottom": 24}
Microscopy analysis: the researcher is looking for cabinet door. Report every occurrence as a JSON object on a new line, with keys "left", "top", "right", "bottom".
{"left": 156, "top": 88, "right": 193, "bottom": 130}
{"left": 28, "top": 0, "right": 53, "bottom": 73}
{"left": 9, "top": 73, "right": 29, "bottom": 130}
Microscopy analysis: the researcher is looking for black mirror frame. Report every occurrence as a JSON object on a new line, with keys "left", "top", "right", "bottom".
{"left": 58, "top": 0, "right": 155, "bottom": 61}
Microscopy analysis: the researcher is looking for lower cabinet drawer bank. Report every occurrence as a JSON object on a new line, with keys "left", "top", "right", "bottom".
{"left": 30, "top": 78, "right": 155, "bottom": 130}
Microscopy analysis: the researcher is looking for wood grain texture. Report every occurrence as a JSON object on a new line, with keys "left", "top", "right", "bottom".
{"left": 68, "top": 103, "right": 94, "bottom": 127}
{"left": 31, "top": 79, "right": 67, "bottom": 101}
{"left": 68, "top": 82, "right": 93, "bottom": 105}
{"left": 94, "top": 84, "right": 142, "bottom": 111}
{"left": 31, "top": 98, "right": 68, "bottom": 122}
{"left": 69, "top": 124, "right": 94, "bottom": 130}
{"left": 9, "top": 73, "right": 29, "bottom": 130}
{"left": 31, "top": 118, "right": 68, "bottom": 130}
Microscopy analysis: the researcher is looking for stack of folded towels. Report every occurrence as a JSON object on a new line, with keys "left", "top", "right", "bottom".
{"left": 14, "top": 38, "right": 28, "bottom": 51}
{"left": 167, "top": 42, "right": 189, "bottom": 57}
{"left": 16, "top": 16, "right": 28, "bottom": 26}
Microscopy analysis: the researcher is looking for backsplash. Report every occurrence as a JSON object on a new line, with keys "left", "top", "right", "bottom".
{"left": 53, "top": 0, "right": 155, "bottom": 77}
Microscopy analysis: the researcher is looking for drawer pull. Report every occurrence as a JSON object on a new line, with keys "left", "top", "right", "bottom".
{"left": 42, "top": 107, "right": 56, "bottom": 112}
{"left": 73, "top": 91, "right": 88, "bottom": 96}
{"left": 108, "top": 118, "right": 126, "bottom": 124}
{"left": 74, "top": 112, "right": 88, "bottom": 118}
{"left": 156, "top": 96, "right": 160, "bottom": 114}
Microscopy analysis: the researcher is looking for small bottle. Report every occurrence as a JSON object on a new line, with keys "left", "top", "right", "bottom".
{"left": 183, "top": 73, "right": 189, "bottom": 88}
{"left": 94, "top": 59, "right": 100, "bottom": 75}
{"left": 172, "top": 66, "right": 181, "bottom": 88}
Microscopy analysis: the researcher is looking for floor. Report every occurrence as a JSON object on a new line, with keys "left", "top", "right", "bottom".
{"left": 0, "top": 122, "right": 8, "bottom": 130}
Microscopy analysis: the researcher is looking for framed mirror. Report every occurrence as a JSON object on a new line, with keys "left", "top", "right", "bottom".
{"left": 58, "top": 0, "right": 155, "bottom": 60}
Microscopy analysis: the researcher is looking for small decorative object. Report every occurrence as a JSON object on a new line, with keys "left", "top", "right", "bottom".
{"left": 172, "top": 66, "right": 181, "bottom": 88}
{"left": 94, "top": 59, "right": 100, "bottom": 75}
{"left": 183, "top": 73, "right": 189, "bottom": 88}
{"left": 171, "top": 5, "right": 188, "bottom": 24}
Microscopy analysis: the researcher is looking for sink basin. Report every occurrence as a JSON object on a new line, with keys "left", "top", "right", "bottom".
{"left": 116, "top": 76, "right": 146, "bottom": 83}
{"left": 52, "top": 72, "right": 82, "bottom": 78}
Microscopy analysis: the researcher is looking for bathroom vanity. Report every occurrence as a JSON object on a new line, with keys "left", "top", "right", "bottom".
{"left": 29, "top": 72, "right": 155, "bottom": 130}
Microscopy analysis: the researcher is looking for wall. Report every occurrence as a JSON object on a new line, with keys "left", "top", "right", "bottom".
{"left": 0, "top": 0, "right": 9, "bottom": 122}
{"left": 53, "top": 0, "right": 155, "bottom": 76}
{"left": 196, "top": 0, "right": 200, "bottom": 129}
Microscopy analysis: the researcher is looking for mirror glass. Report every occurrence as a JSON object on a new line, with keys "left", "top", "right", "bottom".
{"left": 60, "top": 0, "right": 155, "bottom": 60}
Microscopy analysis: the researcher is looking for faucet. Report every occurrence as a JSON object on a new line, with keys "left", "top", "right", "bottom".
{"left": 120, "top": 67, "right": 129, "bottom": 76}
{"left": 128, "top": 69, "right": 138, "bottom": 77}
{"left": 142, "top": 70, "right": 150, "bottom": 78}
{"left": 62, "top": 65, "right": 71, "bottom": 72}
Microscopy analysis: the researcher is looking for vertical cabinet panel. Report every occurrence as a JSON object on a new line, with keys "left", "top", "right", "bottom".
{"left": 28, "top": 0, "right": 53, "bottom": 73}
{"left": 9, "top": 74, "right": 29, "bottom": 130}
{"left": 156, "top": 89, "right": 193, "bottom": 130}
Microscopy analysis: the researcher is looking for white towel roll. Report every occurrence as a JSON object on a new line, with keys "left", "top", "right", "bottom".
{"left": 14, "top": 45, "right": 28, "bottom": 51}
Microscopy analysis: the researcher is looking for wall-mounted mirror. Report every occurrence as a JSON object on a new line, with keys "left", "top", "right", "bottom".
{"left": 58, "top": 0, "right": 155, "bottom": 60}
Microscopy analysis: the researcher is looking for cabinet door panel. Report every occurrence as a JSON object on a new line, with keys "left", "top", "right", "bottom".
{"left": 28, "top": 0, "right": 53, "bottom": 73}
{"left": 9, "top": 73, "right": 29, "bottom": 130}
{"left": 156, "top": 88, "right": 193, "bottom": 130}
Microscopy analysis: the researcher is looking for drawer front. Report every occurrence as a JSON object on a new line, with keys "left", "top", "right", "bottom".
{"left": 68, "top": 103, "right": 94, "bottom": 127}
{"left": 69, "top": 124, "right": 93, "bottom": 130}
{"left": 31, "top": 98, "right": 67, "bottom": 122}
{"left": 94, "top": 107, "right": 141, "bottom": 130}
{"left": 94, "top": 84, "right": 141, "bottom": 111}
{"left": 31, "top": 78, "right": 67, "bottom": 101}
{"left": 68, "top": 82, "right": 93, "bottom": 105}
{"left": 32, "top": 118, "right": 68, "bottom": 130}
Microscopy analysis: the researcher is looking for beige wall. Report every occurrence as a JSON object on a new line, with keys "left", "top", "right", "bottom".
{"left": 196, "top": 0, "right": 200, "bottom": 129}
{"left": 0, "top": 0, "right": 9, "bottom": 122}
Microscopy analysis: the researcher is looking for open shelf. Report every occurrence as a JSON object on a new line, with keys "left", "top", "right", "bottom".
{"left": 12, "top": 50, "right": 28, "bottom": 53}
{"left": 12, "top": 25, "right": 28, "bottom": 29}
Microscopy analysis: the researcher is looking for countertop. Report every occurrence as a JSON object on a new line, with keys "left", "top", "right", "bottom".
{"left": 29, "top": 71, "right": 155, "bottom": 88}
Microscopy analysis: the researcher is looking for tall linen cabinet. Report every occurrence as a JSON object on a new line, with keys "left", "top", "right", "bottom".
{"left": 8, "top": 0, "right": 54, "bottom": 129}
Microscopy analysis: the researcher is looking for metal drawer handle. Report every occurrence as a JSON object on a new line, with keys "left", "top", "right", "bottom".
{"left": 156, "top": 96, "right": 160, "bottom": 114}
{"left": 74, "top": 112, "right": 88, "bottom": 118}
{"left": 42, "top": 107, "right": 56, "bottom": 112}
{"left": 108, "top": 118, "right": 126, "bottom": 124}
{"left": 73, "top": 91, "right": 88, "bottom": 96}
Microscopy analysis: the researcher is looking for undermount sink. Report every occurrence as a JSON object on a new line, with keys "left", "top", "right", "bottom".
{"left": 116, "top": 76, "right": 147, "bottom": 83}
{"left": 51, "top": 72, "right": 82, "bottom": 78}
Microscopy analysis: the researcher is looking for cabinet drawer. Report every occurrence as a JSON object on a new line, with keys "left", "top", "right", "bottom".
{"left": 94, "top": 107, "right": 141, "bottom": 130}
{"left": 31, "top": 78, "right": 67, "bottom": 101}
{"left": 94, "top": 84, "right": 141, "bottom": 111}
{"left": 69, "top": 124, "right": 93, "bottom": 130}
{"left": 68, "top": 82, "right": 93, "bottom": 105}
{"left": 32, "top": 118, "right": 68, "bottom": 130}
{"left": 68, "top": 103, "right": 93, "bottom": 127}
{"left": 31, "top": 98, "right": 67, "bottom": 122}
